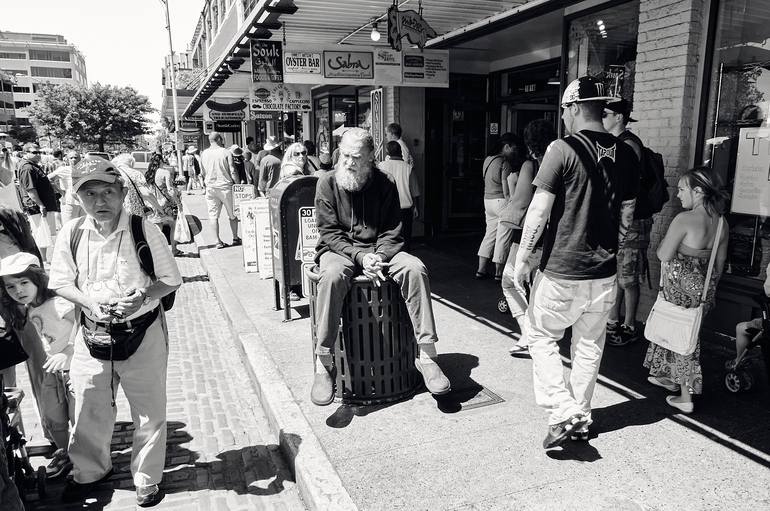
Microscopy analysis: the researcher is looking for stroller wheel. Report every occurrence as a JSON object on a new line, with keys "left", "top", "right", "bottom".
{"left": 497, "top": 297, "right": 509, "bottom": 314}
{"left": 739, "top": 370, "right": 754, "bottom": 392}
{"left": 725, "top": 371, "right": 742, "bottom": 393}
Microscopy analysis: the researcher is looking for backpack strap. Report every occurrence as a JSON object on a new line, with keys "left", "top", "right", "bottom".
{"left": 482, "top": 155, "right": 503, "bottom": 181}
{"left": 130, "top": 215, "right": 157, "bottom": 281}
{"left": 69, "top": 216, "right": 87, "bottom": 282}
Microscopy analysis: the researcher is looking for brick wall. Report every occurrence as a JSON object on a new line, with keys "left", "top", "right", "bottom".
{"left": 632, "top": 0, "right": 708, "bottom": 316}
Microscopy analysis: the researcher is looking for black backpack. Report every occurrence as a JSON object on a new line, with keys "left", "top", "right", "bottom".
{"left": 619, "top": 131, "right": 669, "bottom": 219}
{"left": 70, "top": 215, "right": 176, "bottom": 311}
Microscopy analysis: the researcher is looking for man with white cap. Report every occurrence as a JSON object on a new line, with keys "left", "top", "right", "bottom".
{"left": 512, "top": 76, "right": 639, "bottom": 448}
{"left": 48, "top": 156, "right": 182, "bottom": 506}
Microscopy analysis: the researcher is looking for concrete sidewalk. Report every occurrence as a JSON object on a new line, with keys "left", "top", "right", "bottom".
{"left": 185, "top": 192, "right": 770, "bottom": 511}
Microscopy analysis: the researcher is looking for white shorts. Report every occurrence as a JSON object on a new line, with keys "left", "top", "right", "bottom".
{"left": 205, "top": 187, "right": 235, "bottom": 220}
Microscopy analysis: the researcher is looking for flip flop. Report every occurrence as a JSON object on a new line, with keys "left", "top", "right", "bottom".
{"left": 475, "top": 271, "right": 490, "bottom": 280}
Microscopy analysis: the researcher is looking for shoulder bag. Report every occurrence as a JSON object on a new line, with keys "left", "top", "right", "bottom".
{"left": 644, "top": 216, "right": 724, "bottom": 356}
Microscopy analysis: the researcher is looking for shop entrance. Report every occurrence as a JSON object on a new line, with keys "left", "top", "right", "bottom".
{"left": 496, "top": 60, "right": 561, "bottom": 138}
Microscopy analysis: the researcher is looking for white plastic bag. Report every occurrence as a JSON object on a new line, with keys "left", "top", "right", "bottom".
{"left": 174, "top": 210, "right": 192, "bottom": 244}
{"left": 33, "top": 215, "right": 52, "bottom": 249}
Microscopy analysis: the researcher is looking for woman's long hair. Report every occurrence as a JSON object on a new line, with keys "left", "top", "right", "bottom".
{"left": 680, "top": 166, "right": 729, "bottom": 216}
{"left": 0, "top": 265, "right": 56, "bottom": 329}
{"left": 280, "top": 142, "right": 308, "bottom": 178}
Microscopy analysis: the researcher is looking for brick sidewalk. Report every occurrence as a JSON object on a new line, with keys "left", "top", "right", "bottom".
{"left": 20, "top": 251, "right": 305, "bottom": 510}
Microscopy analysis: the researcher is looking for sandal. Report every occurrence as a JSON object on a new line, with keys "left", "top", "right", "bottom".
{"left": 215, "top": 241, "right": 227, "bottom": 250}
{"left": 494, "top": 275, "right": 503, "bottom": 282}
{"left": 509, "top": 344, "right": 530, "bottom": 357}
{"left": 475, "top": 271, "right": 490, "bottom": 280}
{"left": 172, "top": 249, "right": 183, "bottom": 257}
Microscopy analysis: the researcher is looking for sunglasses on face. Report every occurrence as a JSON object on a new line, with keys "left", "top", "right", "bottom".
{"left": 294, "top": 151, "right": 307, "bottom": 156}
{"left": 28, "top": 151, "right": 41, "bottom": 155}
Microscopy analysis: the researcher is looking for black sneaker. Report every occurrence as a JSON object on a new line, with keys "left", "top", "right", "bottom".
{"left": 45, "top": 448, "right": 72, "bottom": 479}
{"left": 231, "top": 237, "right": 242, "bottom": 246}
{"left": 543, "top": 414, "right": 589, "bottom": 449}
{"left": 607, "top": 324, "right": 638, "bottom": 347}
{"left": 61, "top": 469, "right": 114, "bottom": 503}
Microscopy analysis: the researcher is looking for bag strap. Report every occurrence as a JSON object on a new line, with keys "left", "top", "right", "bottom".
{"left": 123, "top": 172, "right": 147, "bottom": 208}
{"left": 130, "top": 214, "right": 157, "bottom": 281}
{"left": 701, "top": 216, "right": 723, "bottom": 303}
{"left": 69, "top": 216, "right": 87, "bottom": 273}
{"left": 482, "top": 155, "right": 503, "bottom": 181}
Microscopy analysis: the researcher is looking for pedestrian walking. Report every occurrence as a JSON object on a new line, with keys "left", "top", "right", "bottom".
{"left": 244, "top": 150, "right": 258, "bottom": 185}
{"left": 304, "top": 140, "right": 321, "bottom": 173}
{"left": 643, "top": 167, "right": 728, "bottom": 414}
{"left": 385, "top": 123, "right": 414, "bottom": 167}
{"left": 500, "top": 120, "right": 556, "bottom": 356}
{"left": 47, "top": 151, "right": 84, "bottom": 224}
{"left": 378, "top": 141, "right": 421, "bottom": 249}
{"left": 183, "top": 146, "right": 203, "bottom": 193}
{"left": 257, "top": 136, "right": 283, "bottom": 197}
{"left": 229, "top": 144, "right": 247, "bottom": 184}
{"left": 201, "top": 132, "right": 241, "bottom": 249}
{"left": 311, "top": 128, "right": 450, "bottom": 406}
{"left": 112, "top": 154, "right": 163, "bottom": 219}
{"left": 17, "top": 143, "right": 60, "bottom": 262}
{"left": 512, "top": 76, "right": 640, "bottom": 448}
{"left": 152, "top": 162, "right": 183, "bottom": 256}
{"left": 0, "top": 252, "right": 75, "bottom": 479}
{"left": 49, "top": 157, "right": 182, "bottom": 506}
{"left": 476, "top": 133, "right": 516, "bottom": 280}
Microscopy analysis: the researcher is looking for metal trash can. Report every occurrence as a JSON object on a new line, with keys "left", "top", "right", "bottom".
{"left": 306, "top": 266, "right": 419, "bottom": 405}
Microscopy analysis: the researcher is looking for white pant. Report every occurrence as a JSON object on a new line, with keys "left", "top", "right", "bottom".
{"left": 527, "top": 272, "right": 617, "bottom": 425}
{"left": 477, "top": 198, "right": 513, "bottom": 264}
{"left": 68, "top": 314, "right": 168, "bottom": 486}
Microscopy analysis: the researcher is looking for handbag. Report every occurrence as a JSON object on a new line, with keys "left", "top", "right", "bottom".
{"left": 644, "top": 216, "right": 724, "bottom": 355}
{"left": 174, "top": 209, "right": 192, "bottom": 243}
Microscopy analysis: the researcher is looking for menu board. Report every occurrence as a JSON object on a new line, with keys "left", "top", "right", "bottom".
{"left": 732, "top": 127, "right": 770, "bottom": 216}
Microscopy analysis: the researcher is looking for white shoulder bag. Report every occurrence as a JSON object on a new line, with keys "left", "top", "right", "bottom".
{"left": 643, "top": 216, "right": 723, "bottom": 356}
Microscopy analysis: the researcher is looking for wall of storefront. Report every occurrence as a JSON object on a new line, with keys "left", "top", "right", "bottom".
{"left": 634, "top": 0, "right": 711, "bottom": 318}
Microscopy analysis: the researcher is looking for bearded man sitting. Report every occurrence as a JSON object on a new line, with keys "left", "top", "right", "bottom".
{"left": 311, "top": 128, "right": 451, "bottom": 406}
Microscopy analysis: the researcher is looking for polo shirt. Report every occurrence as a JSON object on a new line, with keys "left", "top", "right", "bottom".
{"left": 49, "top": 211, "right": 182, "bottom": 321}
{"left": 18, "top": 160, "right": 60, "bottom": 212}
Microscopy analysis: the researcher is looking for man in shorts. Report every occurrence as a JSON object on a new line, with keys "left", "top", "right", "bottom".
{"left": 512, "top": 76, "right": 639, "bottom": 448}
{"left": 200, "top": 132, "right": 241, "bottom": 249}
{"left": 602, "top": 99, "right": 651, "bottom": 346}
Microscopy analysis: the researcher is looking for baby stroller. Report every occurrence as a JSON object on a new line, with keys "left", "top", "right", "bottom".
{"left": 724, "top": 294, "right": 770, "bottom": 393}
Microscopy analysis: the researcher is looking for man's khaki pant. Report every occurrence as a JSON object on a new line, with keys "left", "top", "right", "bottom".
{"left": 315, "top": 251, "right": 438, "bottom": 356}
{"left": 527, "top": 272, "right": 617, "bottom": 425}
{"left": 68, "top": 315, "right": 168, "bottom": 487}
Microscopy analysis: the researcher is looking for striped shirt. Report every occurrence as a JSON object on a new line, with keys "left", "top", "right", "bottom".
{"left": 49, "top": 211, "right": 182, "bottom": 321}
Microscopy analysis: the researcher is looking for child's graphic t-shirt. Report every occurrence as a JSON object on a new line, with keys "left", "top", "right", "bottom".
{"left": 28, "top": 297, "right": 75, "bottom": 360}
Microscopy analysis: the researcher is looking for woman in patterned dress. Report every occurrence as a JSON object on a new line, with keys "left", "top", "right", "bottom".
{"left": 643, "top": 167, "right": 729, "bottom": 413}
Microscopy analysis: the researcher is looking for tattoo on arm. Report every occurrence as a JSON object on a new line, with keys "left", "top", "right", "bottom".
{"left": 618, "top": 199, "right": 636, "bottom": 250}
{"left": 520, "top": 222, "right": 543, "bottom": 252}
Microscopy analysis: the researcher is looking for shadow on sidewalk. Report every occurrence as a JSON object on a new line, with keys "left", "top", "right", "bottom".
{"left": 411, "top": 239, "right": 770, "bottom": 465}
{"left": 325, "top": 353, "right": 483, "bottom": 427}
{"left": 28, "top": 422, "right": 294, "bottom": 510}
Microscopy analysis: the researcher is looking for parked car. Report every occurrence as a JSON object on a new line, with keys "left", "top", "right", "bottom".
{"left": 85, "top": 151, "right": 110, "bottom": 160}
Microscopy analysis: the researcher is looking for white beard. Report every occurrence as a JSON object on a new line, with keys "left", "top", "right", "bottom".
{"left": 336, "top": 164, "right": 373, "bottom": 192}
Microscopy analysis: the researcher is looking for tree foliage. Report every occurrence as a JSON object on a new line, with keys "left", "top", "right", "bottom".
{"left": 28, "top": 83, "right": 154, "bottom": 151}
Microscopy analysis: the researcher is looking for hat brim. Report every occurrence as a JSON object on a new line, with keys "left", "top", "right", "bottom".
{"left": 628, "top": 116, "right": 638, "bottom": 123}
{"left": 562, "top": 96, "right": 618, "bottom": 107}
{"left": 73, "top": 174, "right": 120, "bottom": 193}
{"left": 264, "top": 143, "right": 278, "bottom": 150}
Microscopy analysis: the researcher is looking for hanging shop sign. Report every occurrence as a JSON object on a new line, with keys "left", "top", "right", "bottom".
{"left": 387, "top": 3, "right": 437, "bottom": 51}
{"left": 282, "top": 45, "right": 448, "bottom": 88}
{"left": 370, "top": 88, "right": 384, "bottom": 158}
{"left": 401, "top": 50, "right": 449, "bottom": 87}
{"left": 374, "top": 48, "right": 402, "bottom": 84}
{"left": 213, "top": 120, "right": 242, "bottom": 132}
{"left": 250, "top": 82, "right": 312, "bottom": 112}
{"left": 250, "top": 111, "right": 281, "bottom": 121}
{"left": 284, "top": 50, "right": 322, "bottom": 75}
{"left": 324, "top": 50, "right": 374, "bottom": 80}
{"left": 204, "top": 99, "right": 248, "bottom": 122}
{"left": 251, "top": 40, "right": 283, "bottom": 83}
{"left": 732, "top": 127, "right": 770, "bottom": 216}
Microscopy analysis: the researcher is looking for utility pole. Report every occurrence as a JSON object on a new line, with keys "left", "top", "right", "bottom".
{"left": 161, "top": 0, "right": 184, "bottom": 180}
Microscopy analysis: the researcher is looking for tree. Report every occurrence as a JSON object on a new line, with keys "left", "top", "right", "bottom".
{"left": 28, "top": 83, "right": 155, "bottom": 151}
{"left": 8, "top": 126, "right": 38, "bottom": 144}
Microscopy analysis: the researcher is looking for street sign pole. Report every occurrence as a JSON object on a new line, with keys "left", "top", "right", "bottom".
{"left": 161, "top": 0, "right": 184, "bottom": 180}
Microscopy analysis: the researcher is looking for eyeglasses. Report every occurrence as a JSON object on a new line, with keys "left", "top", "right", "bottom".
{"left": 28, "top": 151, "right": 41, "bottom": 155}
{"left": 294, "top": 151, "right": 307, "bottom": 156}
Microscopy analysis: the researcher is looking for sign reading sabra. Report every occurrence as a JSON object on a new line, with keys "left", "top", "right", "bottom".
{"left": 387, "top": 5, "right": 437, "bottom": 51}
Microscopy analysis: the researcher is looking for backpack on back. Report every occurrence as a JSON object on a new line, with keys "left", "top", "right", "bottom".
{"left": 619, "top": 131, "right": 669, "bottom": 219}
{"left": 70, "top": 215, "right": 176, "bottom": 311}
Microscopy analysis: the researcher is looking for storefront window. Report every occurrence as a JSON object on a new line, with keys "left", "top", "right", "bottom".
{"left": 700, "top": 0, "right": 770, "bottom": 282}
{"left": 314, "top": 97, "right": 329, "bottom": 154}
{"left": 357, "top": 87, "right": 372, "bottom": 130}
{"left": 567, "top": 0, "right": 639, "bottom": 103}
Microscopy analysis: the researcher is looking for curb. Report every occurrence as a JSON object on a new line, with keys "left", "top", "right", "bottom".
{"left": 195, "top": 240, "right": 357, "bottom": 511}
